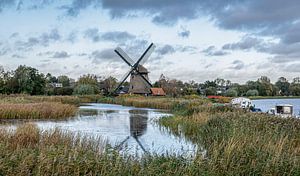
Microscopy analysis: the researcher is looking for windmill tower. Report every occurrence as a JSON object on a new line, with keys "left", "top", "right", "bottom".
{"left": 129, "top": 65, "right": 151, "bottom": 94}
{"left": 114, "top": 43, "right": 155, "bottom": 95}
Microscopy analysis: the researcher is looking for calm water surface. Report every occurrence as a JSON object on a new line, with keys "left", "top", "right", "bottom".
{"left": 1, "top": 103, "right": 196, "bottom": 156}
{"left": 252, "top": 99, "right": 300, "bottom": 116}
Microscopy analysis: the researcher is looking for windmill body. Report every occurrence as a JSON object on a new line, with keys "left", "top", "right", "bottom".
{"left": 114, "top": 43, "right": 156, "bottom": 95}
{"left": 129, "top": 65, "right": 151, "bottom": 94}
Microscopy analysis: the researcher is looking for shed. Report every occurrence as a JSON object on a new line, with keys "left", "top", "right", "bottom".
{"left": 150, "top": 88, "right": 166, "bottom": 96}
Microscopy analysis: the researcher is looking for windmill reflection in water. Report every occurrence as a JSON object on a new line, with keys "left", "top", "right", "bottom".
{"left": 115, "top": 109, "right": 149, "bottom": 153}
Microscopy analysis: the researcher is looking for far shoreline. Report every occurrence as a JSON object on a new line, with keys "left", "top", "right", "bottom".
{"left": 250, "top": 96, "right": 300, "bottom": 100}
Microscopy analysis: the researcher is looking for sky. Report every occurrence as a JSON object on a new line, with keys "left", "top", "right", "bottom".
{"left": 0, "top": 0, "right": 299, "bottom": 84}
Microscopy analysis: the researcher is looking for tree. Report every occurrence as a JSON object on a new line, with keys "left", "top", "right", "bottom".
{"left": 100, "top": 76, "right": 118, "bottom": 94}
{"left": 275, "top": 77, "right": 290, "bottom": 96}
{"left": 11, "top": 65, "right": 46, "bottom": 95}
{"left": 57, "top": 75, "right": 70, "bottom": 87}
{"left": 290, "top": 77, "right": 300, "bottom": 96}
{"left": 77, "top": 74, "right": 99, "bottom": 93}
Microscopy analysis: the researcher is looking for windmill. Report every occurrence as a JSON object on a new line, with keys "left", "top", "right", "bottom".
{"left": 113, "top": 43, "right": 156, "bottom": 95}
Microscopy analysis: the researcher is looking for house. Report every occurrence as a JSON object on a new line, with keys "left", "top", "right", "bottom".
{"left": 150, "top": 88, "right": 166, "bottom": 96}
{"left": 50, "top": 83, "right": 63, "bottom": 88}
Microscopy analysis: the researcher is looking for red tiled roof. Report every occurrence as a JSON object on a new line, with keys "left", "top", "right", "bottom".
{"left": 150, "top": 88, "right": 166, "bottom": 96}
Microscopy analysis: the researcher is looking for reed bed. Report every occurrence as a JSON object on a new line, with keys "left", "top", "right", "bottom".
{"left": 0, "top": 102, "right": 77, "bottom": 119}
{"left": 0, "top": 94, "right": 102, "bottom": 105}
{"left": 0, "top": 124, "right": 194, "bottom": 176}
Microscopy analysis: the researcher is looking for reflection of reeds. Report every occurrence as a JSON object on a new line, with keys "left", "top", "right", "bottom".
{"left": 0, "top": 102, "right": 77, "bottom": 119}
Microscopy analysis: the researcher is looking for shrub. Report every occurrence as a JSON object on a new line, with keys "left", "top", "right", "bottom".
{"left": 73, "top": 84, "right": 95, "bottom": 95}
{"left": 225, "top": 88, "right": 238, "bottom": 97}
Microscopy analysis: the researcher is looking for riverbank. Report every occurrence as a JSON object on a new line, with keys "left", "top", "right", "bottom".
{"left": 0, "top": 95, "right": 299, "bottom": 175}
{"left": 249, "top": 96, "right": 300, "bottom": 100}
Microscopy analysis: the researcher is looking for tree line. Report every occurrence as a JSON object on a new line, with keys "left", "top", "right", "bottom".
{"left": 0, "top": 65, "right": 300, "bottom": 97}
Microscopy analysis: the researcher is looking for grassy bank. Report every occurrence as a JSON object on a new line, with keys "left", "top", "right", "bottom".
{"left": 0, "top": 102, "right": 77, "bottom": 119}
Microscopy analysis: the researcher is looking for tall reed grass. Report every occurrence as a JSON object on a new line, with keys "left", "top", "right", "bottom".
{"left": 0, "top": 124, "right": 194, "bottom": 175}
{"left": 0, "top": 102, "right": 77, "bottom": 119}
{"left": 0, "top": 94, "right": 102, "bottom": 105}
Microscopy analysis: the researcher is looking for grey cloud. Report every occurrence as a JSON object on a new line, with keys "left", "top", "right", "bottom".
{"left": 90, "top": 49, "right": 119, "bottom": 64}
{"left": 102, "top": 0, "right": 201, "bottom": 26}
{"left": 230, "top": 60, "right": 245, "bottom": 70}
{"left": 62, "top": 0, "right": 99, "bottom": 17}
{"left": 155, "top": 45, "right": 175, "bottom": 56}
{"left": 178, "top": 27, "right": 190, "bottom": 38}
{"left": 203, "top": 46, "right": 229, "bottom": 56}
{"left": 12, "top": 54, "right": 25, "bottom": 58}
{"left": 84, "top": 29, "right": 136, "bottom": 43}
{"left": 0, "top": 0, "right": 16, "bottom": 12}
{"left": 0, "top": 47, "right": 10, "bottom": 56}
{"left": 15, "top": 29, "right": 61, "bottom": 50}
{"left": 101, "top": 31, "right": 136, "bottom": 43}
{"left": 51, "top": 51, "right": 70, "bottom": 58}
{"left": 84, "top": 28, "right": 100, "bottom": 42}
{"left": 222, "top": 36, "right": 264, "bottom": 51}
{"left": 283, "top": 63, "right": 300, "bottom": 73}
{"left": 10, "top": 32, "right": 19, "bottom": 38}
{"left": 66, "top": 31, "right": 78, "bottom": 43}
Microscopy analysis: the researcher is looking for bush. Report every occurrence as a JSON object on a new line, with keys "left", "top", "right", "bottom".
{"left": 73, "top": 84, "right": 95, "bottom": 95}
{"left": 205, "top": 87, "right": 217, "bottom": 95}
{"left": 225, "top": 88, "right": 238, "bottom": 97}
{"left": 246, "top": 89, "right": 259, "bottom": 96}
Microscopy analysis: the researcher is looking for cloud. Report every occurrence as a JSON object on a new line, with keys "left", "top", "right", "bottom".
{"left": 0, "top": 0, "right": 16, "bottom": 12}
{"left": 222, "top": 36, "right": 264, "bottom": 51}
{"left": 202, "top": 46, "right": 229, "bottom": 56}
{"left": 51, "top": 51, "right": 70, "bottom": 58}
{"left": 15, "top": 29, "right": 61, "bottom": 51}
{"left": 37, "top": 51, "right": 70, "bottom": 58}
{"left": 101, "top": 31, "right": 136, "bottom": 43}
{"left": 155, "top": 44, "right": 175, "bottom": 56}
{"left": 84, "top": 29, "right": 136, "bottom": 43}
{"left": 84, "top": 28, "right": 100, "bottom": 42}
{"left": 12, "top": 54, "right": 25, "bottom": 58}
{"left": 62, "top": 0, "right": 100, "bottom": 17}
{"left": 229, "top": 60, "right": 245, "bottom": 70}
{"left": 178, "top": 26, "right": 190, "bottom": 38}
{"left": 90, "top": 49, "right": 119, "bottom": 64}
{"left": 283, "top": 63, "right": 300, "bottom": 73}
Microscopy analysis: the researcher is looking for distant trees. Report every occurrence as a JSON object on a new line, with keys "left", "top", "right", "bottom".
{"left": 290, "top": 77, "right": 300, "bottom": 96}
{"left": 0, "top": 64, "right": 299, "bottom": 97}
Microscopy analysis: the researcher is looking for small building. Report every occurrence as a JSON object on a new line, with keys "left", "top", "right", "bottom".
{"left": 150, "top": 88, "right": 166, "bottom": 96}
{"left": 50, "top": 83, "right": 63, "bottom": 88}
